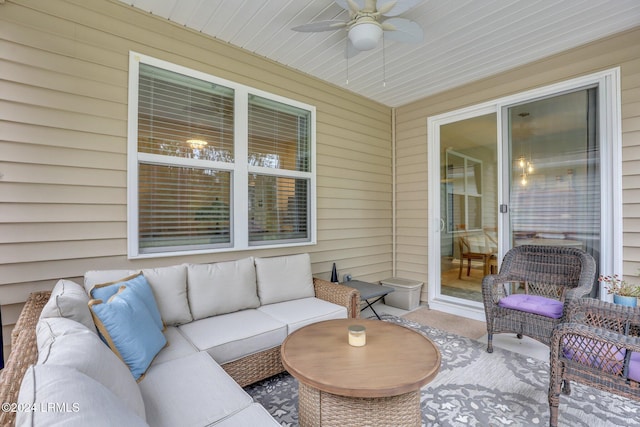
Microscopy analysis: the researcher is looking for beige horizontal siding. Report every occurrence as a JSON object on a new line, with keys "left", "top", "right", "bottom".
{"left": 0, "top": 0, "right": 392, "bottom": 354}
{"left": 0, "top": 223, "right": 125, "bottom": 244}
{"left": 395, "top": 26, "right": 640, "bottom": 296}
{"left": 620, "top": 53, "right": 640, "bottom": 277}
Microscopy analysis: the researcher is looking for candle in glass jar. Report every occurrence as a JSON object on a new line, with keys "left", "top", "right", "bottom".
{"left": 348, "top": 325, "right": 366, "bottom": 347}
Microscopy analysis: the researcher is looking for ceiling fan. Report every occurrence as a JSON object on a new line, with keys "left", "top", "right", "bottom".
{"left": 292, "top": 0, "right": 424, "bottom": 57}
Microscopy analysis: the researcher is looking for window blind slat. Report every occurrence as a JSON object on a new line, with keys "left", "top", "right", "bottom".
{"left": 248, "top": 95, "right": 310, "bottom": 172}
{"left": 249, "top": 175, "right": 308, "bottom": 243}
{"left": 138, "top": 63, "right": 235, "bottom": 162}
{"left": 138, "top": 163, "right": 231, "bottom": 251}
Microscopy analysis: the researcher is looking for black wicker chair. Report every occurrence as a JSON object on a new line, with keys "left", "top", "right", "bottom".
{"left": 482, "top": 245, "right": 596, "bottom": 353}
{"left": 549, "top": 298, "right": 640, "bottom": 427}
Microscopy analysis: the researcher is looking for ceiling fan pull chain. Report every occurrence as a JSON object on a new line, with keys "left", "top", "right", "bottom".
{"left": 382, "top": 33, "right": 387, "bottom": 87}
{"left": 346, "top": 46, "right": 350, "bottom": 85}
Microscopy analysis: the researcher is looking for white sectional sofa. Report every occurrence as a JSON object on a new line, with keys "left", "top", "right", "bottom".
{"left": 0, "top": 254, "right": 359, "bottom": 427}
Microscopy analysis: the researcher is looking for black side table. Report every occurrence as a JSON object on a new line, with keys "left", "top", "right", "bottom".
{"left": 342, "top": 280, "right": 394, "bottom": 320}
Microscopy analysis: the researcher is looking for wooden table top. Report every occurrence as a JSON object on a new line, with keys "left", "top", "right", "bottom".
{"left": 281, "top": 319, "right": 441, "bottom": 398}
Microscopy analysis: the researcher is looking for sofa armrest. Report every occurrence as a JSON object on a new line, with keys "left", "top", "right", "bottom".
{"left": 313, "top": 278, "right": 360, "bottom": 319}
{"left": 0, "top": 291, "right": 51, "bottom": 427}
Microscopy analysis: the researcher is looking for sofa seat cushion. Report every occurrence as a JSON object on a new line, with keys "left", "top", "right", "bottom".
{"left": 17, "top": 365, "right": 148, "bottom": 427}
{"left": 151, "top": 326, "right": 198, "bottom": 366}
{"left": 258, "top": 297, "right": 348, "bottom": 334}
{"left": 498, "top": 294, "right": 564, "bottom": 319}
{"left": 214, "top": 403, "right": 281, "bottom": 426}
{"left": 138, "top": 352, "right": 253, "bottom": 427}
{"left": 35, "top": 317, "right": 146, "bottom": 420}
{"left": 85, "top": 265, "right": 192, "bottom": 326}
{"left": 255, "top": 253, "right": 315, "bottom": 305}
{"left": 187, "top": 257, "right": 260, "bottom": 320}
{"left": 178, "top": 309, "right": 287, "bottom": 365}
{"left": 39, "top": 279, "right": 97, "bottom": 334}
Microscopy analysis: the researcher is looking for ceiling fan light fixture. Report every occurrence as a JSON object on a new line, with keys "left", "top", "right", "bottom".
{"left": 348, "top": 22, "right": 382, "bottom": 51}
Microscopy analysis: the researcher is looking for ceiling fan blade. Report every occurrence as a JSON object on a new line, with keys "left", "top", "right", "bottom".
{"left": 376, "top": 1, "right": 397, "bottom": 15}
{"left": 335, "top": 0, "right": 365, "bottom": 12}
{"left": 382, "top": 18, "right": 423, "bottom": 43}
{"left": 292, "top": 20, "right": 347, "bottom": 32}
{"left": 379, "top": 0, "right": 422, "bottom": 17}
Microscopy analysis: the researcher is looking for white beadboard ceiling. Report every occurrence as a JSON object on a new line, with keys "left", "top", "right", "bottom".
{"left": 118, "top": 0, "right": 640, "bottom": 107}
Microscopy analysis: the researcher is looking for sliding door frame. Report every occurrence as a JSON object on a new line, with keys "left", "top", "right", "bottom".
{"left": 427, "top": 68, "right": 621, "bottom": 321}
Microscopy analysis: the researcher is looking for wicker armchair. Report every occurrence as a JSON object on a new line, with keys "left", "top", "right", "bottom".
{"left": 482, "top": 245, "right": 596, "bottom": 353}
{"left": 549, "top": 298, "right": 640, "bottom": 427}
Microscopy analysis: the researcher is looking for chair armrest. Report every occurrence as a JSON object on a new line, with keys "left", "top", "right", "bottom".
{"left": 565, "top": 298, "right": 640, "bottom": 328}
{"left": 481, "top": 274, "right": 512, "bottom": 305}
{"left": 564, "top": 281, "right": 594, "bottom": 302}
{"left": 313, "top": 278, "right": 360, "bottom": 319}
{"left": 0, "top": 291, "right": 51, "bottom": 427}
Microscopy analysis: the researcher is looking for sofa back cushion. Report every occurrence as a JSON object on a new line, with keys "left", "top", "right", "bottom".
{"left": 255, "top": 253, "right": 315, "bottom": 305}
{"left": 39, "top": 279, "right": 97, "bottom": 334}
{"left": 85, "top": 265, "right": 192, "bottom": 326}
{"left": 187, "top": 257, "right": 260, "bottom": 320}
{"left": 35, "top": 317, "right": 146, "bottom": 420}
{"left": 17, "top": 365, "right": 148, "bottom": 427}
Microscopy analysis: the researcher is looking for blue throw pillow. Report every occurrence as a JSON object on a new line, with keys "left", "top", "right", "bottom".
{"left": 90, "top": 273, "right": 163, "bottom": 331}
{"left": 89, "top": 286, "right": 167, "bottom": 381}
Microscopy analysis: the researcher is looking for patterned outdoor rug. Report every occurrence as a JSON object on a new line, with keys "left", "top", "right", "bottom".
{"left": 245, "top": 314, "right": 640, "bottom": 426}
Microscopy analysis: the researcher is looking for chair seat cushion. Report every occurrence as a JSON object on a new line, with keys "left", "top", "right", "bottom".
{"left": 563, "top": 338, "right": 625, "bottom": 374}
{"left": 498, "top": 294, "right": 564, "bottom": 319}
{"left": 628, "top": 352, "right": 640, "bottom": 382}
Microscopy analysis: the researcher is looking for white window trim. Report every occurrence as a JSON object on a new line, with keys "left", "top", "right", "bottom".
{"left": 427, "top": 68, "right": 622, "bottom": 319}
{"left": 127, "top": 52, "right": 316, "bottom": 259}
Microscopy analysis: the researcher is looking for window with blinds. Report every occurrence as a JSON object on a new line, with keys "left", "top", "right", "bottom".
{"left": 138, "top": 165, "right": 231, "bottom": 252}
{"left": 248, "top": 95, "right": 311, "bottom": 244}
{"left": 128, "top": 53, "right": 315, "bottom": 258}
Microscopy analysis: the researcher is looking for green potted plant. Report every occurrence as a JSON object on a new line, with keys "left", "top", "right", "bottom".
{"left": 598, "top": 274, "right": 640, "bottom": 307}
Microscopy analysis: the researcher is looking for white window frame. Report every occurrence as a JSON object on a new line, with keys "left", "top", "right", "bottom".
{"left": 127, "top": 52, "right": 316, "bottom": 259}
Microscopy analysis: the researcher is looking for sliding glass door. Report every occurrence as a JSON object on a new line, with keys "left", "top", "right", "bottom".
{"left": 428, "top": 69, "right": 620, "bottom": 320}
{"left": 506, "top": 88, "right": 600, "bottom": 283}
{"left": 439, "top": 114, "right": 497, "bottom": 304}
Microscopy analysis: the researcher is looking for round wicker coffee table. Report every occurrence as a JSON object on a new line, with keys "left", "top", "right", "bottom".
{"left": 281, "top": 318, "right": 441, "bottom": 427}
